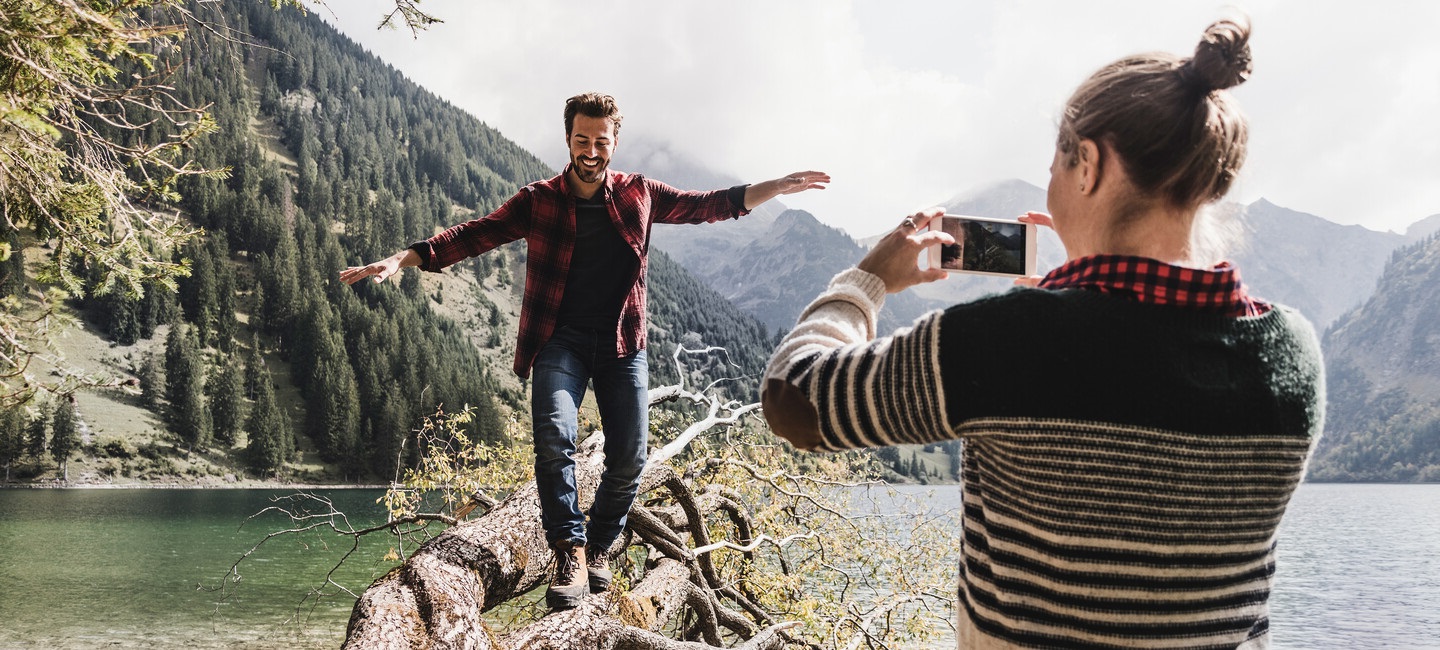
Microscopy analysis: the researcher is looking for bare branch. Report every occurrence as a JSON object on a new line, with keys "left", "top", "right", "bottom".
{"left": 692, "top": 531, "right": 820, "bottom": 557}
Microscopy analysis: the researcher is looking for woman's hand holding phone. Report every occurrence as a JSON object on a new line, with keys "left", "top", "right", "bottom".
{"left": 857, "top": 207, "right": 955, "bottom": 294}
{"left": 1012, "top": 211, "right": 1053, "bottom": 287}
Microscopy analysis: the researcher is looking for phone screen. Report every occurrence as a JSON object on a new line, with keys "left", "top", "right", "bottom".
{"left": 936, "top": 216, "right": 1029, "bottom": 275}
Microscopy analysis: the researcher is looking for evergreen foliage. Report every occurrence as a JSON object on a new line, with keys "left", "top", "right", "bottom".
{"left": 177, "top": 239, "right": 220, "bottom": 346}
{"left": 25, "top": 402, "right": 48, "bottom": 458}
{"left": 645, "top": 250, "right": 773, "bottom": 404}
{"left": 0, "top": 229, "right": 24, "bottom": 299}
{"left": 209, "top": 359, "right": 246, "bottom": 447}
{"left": 0, "top": 0, "right": 216, "bottom": 404}
{"left": 41, "top": 0, "right": 532, "bottom": 477}
{"left": 243, "top": 335, "right": 265, "bottom": 400}
{"left": 164, "top": 325, "right": 212, "bottom": 450}
{"left": 50, "top": 398, "right": 79, "bottom": 479}
{"left": 244, "top": 361, "right": 292, "bottom": 477}
{"left": 137, "top": 352, "right": 165, "bottom": 410}
{"left": 0, "top": 406, "right": 23, "bottom": 481}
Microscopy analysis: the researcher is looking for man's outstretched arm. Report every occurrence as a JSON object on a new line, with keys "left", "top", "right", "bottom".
{"left": 339, "top": 248, "right": 421, "bottom": 285}
{"left": 743, "top": 171, "right": 830, "bottom": 210}
{"left": 339, "top": 189, "right": 532, "bottom": 285}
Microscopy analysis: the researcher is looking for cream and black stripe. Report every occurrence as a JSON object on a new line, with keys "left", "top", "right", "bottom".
{"left": 763, "top": 269, "right": 1324, "bottom": 649}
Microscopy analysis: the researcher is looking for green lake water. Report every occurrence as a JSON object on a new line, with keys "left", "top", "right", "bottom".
{"left": 0, "top": 489, "right": 393, "bottom": 649}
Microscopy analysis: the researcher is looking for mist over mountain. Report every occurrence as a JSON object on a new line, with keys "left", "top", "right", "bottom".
{"left": 661, "top": 207, "right": 933, "bottom": 334}
{"left": 1404, "top": 213, "right": 1440, "bottom": 242}
{"left": 1229, "top": 199, "right": 1404, "bottom": 329}
{"left": 625, "top": 139, "right": 932, "bottom": 333}
{"left": 624, "top": 137, "right": 792, "bottom": 281}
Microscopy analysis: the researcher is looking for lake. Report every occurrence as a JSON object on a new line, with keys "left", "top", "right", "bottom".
{"left": 0, "top": 483, "right": 1436, "bottom": 649}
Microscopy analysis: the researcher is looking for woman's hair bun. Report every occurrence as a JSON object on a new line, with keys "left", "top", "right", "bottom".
{"left": 1183, "top": 17, "right": 1252, "bottom": 92}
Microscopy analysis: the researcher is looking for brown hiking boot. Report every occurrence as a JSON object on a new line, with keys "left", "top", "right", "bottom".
{"left": 545, "top": 540, "right": 588, "bottom": 610}
{"left": 586, "top": 544, "right": 613, "bottom": 593}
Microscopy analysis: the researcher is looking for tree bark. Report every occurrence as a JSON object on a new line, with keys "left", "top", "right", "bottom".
{"left": 344, "top": 422, "right": 785, "bottom": 649}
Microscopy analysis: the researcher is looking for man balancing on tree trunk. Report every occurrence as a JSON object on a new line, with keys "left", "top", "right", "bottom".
{"left": 341, "top": 92, "right": 828, "bottom": 610}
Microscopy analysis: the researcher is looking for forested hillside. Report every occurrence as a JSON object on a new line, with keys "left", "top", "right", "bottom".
{"left": 0, "top": 0, "right": 781, "bottom": 484}
{"left": 102, "top": 0, "right": 537, "bottom": 479}
{"left": 1308, "top": 233, "right": 1440, "bottom": 481}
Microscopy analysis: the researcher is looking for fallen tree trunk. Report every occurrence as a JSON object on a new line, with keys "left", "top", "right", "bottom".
{"left": 344, "top": 385, "right": 788, "bottom": 650}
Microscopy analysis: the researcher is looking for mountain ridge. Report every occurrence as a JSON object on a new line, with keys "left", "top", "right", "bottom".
{"left": 629, "top": 148, "right": 1440, "bottom": 483}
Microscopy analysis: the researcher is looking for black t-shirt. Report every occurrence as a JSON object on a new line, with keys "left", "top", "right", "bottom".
{"left": 555, "top": 194, "right": 639, "bottom": 332}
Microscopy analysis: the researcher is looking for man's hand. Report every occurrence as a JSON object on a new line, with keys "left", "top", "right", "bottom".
{"left": 339, "top": 249, "right": 419, "bottom": 285}
{"left": 776, "top": 171, "right": 831, "bottom": 195}
{"left": 743, "top": 171, "right": 830, "bottom": 210}
{"left": 856, "top": 207, "right": 955, "bottom": 294}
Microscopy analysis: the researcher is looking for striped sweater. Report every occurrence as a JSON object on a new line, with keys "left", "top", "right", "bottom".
{"left": 762, "top": 268, "right": 1325, "bottom": 649}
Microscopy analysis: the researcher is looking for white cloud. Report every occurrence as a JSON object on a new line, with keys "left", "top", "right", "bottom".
{"left": 316, "top": 0, "right": 1440, "bottom": 236}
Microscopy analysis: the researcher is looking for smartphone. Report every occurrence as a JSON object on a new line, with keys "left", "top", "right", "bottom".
{"left": 926, "top": 214, "right": 1037, "bottom": 278}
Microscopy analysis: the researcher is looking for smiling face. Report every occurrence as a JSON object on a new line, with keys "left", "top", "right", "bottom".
{"left": 567, "top": 114, "right": 616, "bottom": 185}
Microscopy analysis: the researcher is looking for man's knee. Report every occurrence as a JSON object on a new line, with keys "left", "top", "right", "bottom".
{"left": 603, "top": 443, "right": 647, "bottom": 483}
{"left": 533, "top": 426, "right": 578, "bottom": 467}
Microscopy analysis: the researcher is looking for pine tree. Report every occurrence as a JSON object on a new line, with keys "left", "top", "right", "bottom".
{"left": 258, "top": 228, "right": 301, "bottom": 335}
{"left": 0, "top": 406, "right": 24, "bottom": 482}
{"left": 138, "top": 351, "right": 165, "bottom": 410}
{"left": 309, "top": 349, "right": 361, "bottom": 465}
{"left": 209, "top": 360, "right": 245, "bottom": 447}
{"left": 137, "top": 279, "right": 177, "bottom": 340}
{"left": 369, "top": 393, "right": 404, "bottom": 480}
{"left": 214, "top": 250, "right": 240, "bottom": 351}
{"left": 259, "top": 71, "right": 281, "bottom": 114}
{"left": 166, "top": 325, "right": 212, "bottom": 450}
{"left": 99, "top": 290, "right": 141, "bottom": 345}
{"left": 26, "top": 403, "right": 49, "bottom": 459}
{"left": 245, "top": 364, "right": 293, "bottom": 477}
{"left": 244, "top": 335, "right": 265, "bottom": 401}
{"left": 179, "top": 242, "right": 218, "bottom": 345}
{"left": 51, "top": 398, "right": 79, "bottom": 481}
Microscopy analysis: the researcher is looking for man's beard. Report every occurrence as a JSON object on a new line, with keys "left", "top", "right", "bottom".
{"left": 572, "top": 155, "right": 607, "bottom": 183}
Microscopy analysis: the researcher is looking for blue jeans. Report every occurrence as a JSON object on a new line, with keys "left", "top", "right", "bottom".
{"left": 530, "top": 326, "right": 648, "bottom": 551}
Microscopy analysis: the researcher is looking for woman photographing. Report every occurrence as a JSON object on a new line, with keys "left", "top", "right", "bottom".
{"left": 763, "top": 15, "right": 1323, "bottom": 649}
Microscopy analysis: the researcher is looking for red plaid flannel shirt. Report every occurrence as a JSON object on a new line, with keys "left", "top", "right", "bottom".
{"left": 413, "top": 166, "right": 748, "bottom": 378}
{"left": 1038, "top": 254, "right": 1271, "bottom": 317}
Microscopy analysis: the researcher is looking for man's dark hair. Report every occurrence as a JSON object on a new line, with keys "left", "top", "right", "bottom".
{"left": 564, "top": 92, "right": 623, "bottom": 137}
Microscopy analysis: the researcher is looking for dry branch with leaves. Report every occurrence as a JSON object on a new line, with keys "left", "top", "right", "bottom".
{"left": 217, "top": 348, "right": 962, "bottom": 649}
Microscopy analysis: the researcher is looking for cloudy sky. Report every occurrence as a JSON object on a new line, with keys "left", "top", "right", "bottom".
{"left": 313, "top": 0, "right": 1439, "bottom": 238}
